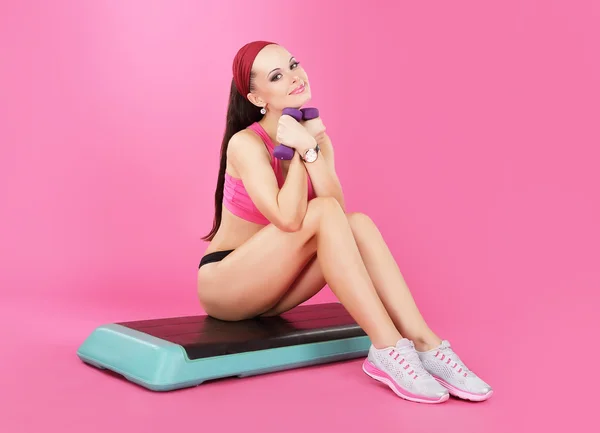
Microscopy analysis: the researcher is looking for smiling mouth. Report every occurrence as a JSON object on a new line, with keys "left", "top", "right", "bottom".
{"left": 289, "top": 82, "right": 306, "bottom": 95}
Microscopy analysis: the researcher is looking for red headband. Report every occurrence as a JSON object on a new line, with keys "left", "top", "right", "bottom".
{"left": 232, "top": 40, "right": 275, "bottom": 99}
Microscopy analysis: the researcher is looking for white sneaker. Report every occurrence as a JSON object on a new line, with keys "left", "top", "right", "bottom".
{"left": 362, "top": 338, "right": 450, "bottom": 404}
{"left": 417, "top": 340, "right": 493, "bottom": 402}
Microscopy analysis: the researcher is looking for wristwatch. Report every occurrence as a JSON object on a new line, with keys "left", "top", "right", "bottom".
{"left": 300, "top": 143, "right": 320, "bottom": 163}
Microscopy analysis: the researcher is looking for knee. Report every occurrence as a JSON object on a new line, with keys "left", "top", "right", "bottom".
{"left": 301, "top": 197, "right": 345, "bottom": 236}
{"left": 346, "top": 211, "right": 374, "bottom": 231}
{"left": 309, "top": 196, "right": 341, "bottom": 212}
{"left": 306, "top": 196, "right": 343, "bottom": 221}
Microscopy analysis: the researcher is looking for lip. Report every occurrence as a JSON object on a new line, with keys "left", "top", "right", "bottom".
{"left": 289, "top": 83, "right": 306, "bottom": 95}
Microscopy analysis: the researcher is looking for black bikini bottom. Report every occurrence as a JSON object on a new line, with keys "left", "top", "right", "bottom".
{"left": 198, "top": 249, "right": 234, "bottom": 268}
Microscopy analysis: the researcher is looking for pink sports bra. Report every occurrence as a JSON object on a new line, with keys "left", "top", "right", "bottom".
{"left": 222, "top": 122, "right": 316, "bottom": 225}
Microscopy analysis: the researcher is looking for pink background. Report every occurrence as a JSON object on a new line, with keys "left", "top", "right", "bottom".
{"left": 1, "top": 1, "right": 598, "bottom": 432}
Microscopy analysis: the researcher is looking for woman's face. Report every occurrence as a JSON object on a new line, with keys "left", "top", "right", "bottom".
{"left": 248, "top": 44, "right": 311, "bottom": 111}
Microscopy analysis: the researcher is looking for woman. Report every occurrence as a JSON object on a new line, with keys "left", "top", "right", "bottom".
{"left": 197, "top": 40, "right": 493, "bottom": 404}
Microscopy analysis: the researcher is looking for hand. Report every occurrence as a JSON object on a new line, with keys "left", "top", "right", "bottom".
{"left": 276, "top": 114, "right": 316, "bottom": 153}
{"left": 302, "top": 116, "right": 326, "bottom": 141}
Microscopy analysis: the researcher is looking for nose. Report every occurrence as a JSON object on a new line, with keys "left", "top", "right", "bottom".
{"left": 288, "top": 75, "right": 304, "bottom": 94}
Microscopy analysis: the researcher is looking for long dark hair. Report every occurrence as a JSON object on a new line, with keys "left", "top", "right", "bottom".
{"left": 201, "top": 74, "right": 263, "bottom": 241}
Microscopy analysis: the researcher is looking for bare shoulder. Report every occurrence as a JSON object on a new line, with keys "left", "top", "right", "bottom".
{"left": 227, "top": 128, "right": 270, "bottom": 176}
{"left": 228, "top": 128, "right": 267, "bottom": 157}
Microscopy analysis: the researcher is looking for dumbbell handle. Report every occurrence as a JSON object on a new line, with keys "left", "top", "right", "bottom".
{"left": 273, "top": 107, "right": 320, "bottom": 160}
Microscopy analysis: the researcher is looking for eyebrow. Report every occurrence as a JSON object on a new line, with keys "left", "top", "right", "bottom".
{"left": 268, "top": 56, "right": 295, "bottom": 77}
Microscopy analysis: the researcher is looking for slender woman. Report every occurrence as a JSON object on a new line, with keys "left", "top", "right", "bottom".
{"left": 197, "top": 41, "right": 493, "bottom": 404}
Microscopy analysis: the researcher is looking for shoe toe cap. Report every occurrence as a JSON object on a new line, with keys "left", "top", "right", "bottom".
{"left": 470, "top": 377, "right": 493, "bottom": 395}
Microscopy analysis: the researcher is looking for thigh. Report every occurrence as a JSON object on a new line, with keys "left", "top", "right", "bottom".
{"left": 259, "top": 212, "right": 366, "bottom": 316}
{"left": 260, "top": 253, "right": 327, "bottom": 316}
{"left": 197, "top": 197, "right": 334, "bottom": 321}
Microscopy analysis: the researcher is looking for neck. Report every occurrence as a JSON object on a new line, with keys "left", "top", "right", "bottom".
{"left": 258, "top": 110, "right": 284, "bottom": 144}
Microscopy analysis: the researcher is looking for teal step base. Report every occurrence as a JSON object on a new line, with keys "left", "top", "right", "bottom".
{"left": 78, "top": 324, "right": 371, "bottom": 391}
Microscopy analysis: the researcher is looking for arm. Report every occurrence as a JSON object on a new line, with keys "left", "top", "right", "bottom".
{"left": 228, "top": 130, "right": 308, "bottom": 232}
{"left": 301, "top": 132, "right": 346, "bottom": 211}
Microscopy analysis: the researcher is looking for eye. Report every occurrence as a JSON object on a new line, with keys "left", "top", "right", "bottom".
{"left": 270, "top": 61, "right": 301, "bottom": 82}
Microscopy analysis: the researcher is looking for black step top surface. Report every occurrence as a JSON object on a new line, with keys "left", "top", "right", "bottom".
{"left": 118, "top": 302, "right": 367, "bottom": 359}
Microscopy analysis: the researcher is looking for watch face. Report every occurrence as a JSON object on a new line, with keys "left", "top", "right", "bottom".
{"left": 305, "top": 148, "right": 318, "bottom": 163}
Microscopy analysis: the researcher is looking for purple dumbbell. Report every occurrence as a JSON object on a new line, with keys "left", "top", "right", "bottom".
{"left": 300, "top": 107, "right": 320, "bottom": 120}
{"left": 273, "top": 107, "right": 321, "bottom": 160}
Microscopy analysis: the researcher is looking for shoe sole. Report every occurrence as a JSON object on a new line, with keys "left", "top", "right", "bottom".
{"left": 362, "top": 360, "right": 449, "bottom": 404}
{"left": 432, "top": 376, "right": 494, "bottom": 402}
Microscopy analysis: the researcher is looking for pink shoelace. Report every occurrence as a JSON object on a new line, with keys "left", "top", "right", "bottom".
{"left": 434, "top": 350, "right": 469, "bottom": 377}
{"left": 388, "top": 348, "right": 425, "bottom": 380}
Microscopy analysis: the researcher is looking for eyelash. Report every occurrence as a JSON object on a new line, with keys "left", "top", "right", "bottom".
{"left": 270, "top": 61, "right": 300, "bottom": 81}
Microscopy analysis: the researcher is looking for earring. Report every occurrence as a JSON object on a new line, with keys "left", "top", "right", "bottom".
{"left": 260, "top": 107, "right": 266, "bottom": 115}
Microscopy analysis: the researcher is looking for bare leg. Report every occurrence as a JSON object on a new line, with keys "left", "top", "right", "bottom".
{"left": 198, "top": 197, "right": 401, "bottom": 348}
{"left": 260, "top": 254, "right": 326, "bottom": 316}
{"left": 259, "top": 254, "right": 324, "bottom": 316}
{"left": 347, "top": 212, "right": 442, "bottom": 351}
{"left": 260, "top": 212, "right": 442, "bottom": 351}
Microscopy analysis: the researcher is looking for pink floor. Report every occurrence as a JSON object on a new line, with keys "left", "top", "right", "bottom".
{"left": 2, "top": 289, "right": 594, "bottom": 433}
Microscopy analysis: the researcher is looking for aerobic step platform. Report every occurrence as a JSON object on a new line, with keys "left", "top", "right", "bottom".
{"left": 77, "top": 302, "right": 371, "bottom": 391}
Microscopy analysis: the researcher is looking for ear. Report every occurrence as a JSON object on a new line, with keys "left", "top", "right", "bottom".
{"left": 246, "top": 92, "right": 264, "bottom": 109}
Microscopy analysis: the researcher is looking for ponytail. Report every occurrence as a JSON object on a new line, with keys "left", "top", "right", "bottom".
{"left": 201, "top": 76, "right": 263, "bottom": 241}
